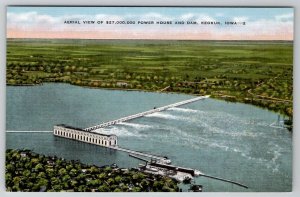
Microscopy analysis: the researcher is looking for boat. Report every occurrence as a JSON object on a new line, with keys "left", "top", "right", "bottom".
{"left": 183, "top": 176, "right": 192, "bottom": 184}
{"left": 189, "top": 184, "right": 203, "bottom": 192}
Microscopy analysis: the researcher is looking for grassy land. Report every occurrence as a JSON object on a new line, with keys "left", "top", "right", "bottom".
{"left": 6, "top": 149, "right": 179, "bottom": 192}
{"left": 6, "top": 39, "right": 293, "bottom": 121}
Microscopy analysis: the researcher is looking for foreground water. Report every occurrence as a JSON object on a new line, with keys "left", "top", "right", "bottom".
{"left": 6, "top": 83, "right": 292, "bottom": 192}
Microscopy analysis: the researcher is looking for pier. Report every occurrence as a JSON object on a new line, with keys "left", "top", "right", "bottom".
{"left": 110, "top": 146, "right": 171, "bottom": 164}
{"left": 130, "top": 154, "right": 248, "bottom": 188}
{"left": 84, "top": 95, "right": 209, "bottom": 132}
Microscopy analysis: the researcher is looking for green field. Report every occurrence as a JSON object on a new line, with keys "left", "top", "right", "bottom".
{"left": 6, "top": 39, "right": 293, "bottom": 120}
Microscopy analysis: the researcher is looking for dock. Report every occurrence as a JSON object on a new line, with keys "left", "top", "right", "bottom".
{"left": 110, "top": 146, "right": 171, "bottom": 164}
{"left": 130, "top": 154, "right": 248, "bottom": 188}
{"left": 84, "top": 95, "right": 209, "bottom": 132}
{"left": 147, "top": 161, "right": 202, "bottom": 176}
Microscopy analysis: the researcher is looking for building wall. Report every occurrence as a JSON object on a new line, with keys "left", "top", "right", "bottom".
{"left": 53, "top": 126, "right": 117, "bottom": 147}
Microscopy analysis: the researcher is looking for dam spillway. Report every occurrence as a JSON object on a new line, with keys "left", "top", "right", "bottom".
{"left": 84, "top": 95, "right": 210, "bottom": 132}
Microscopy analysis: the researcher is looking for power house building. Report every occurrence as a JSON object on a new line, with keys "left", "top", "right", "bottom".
{"left": 53, "top": 124, "right": 117, "bottom": 147}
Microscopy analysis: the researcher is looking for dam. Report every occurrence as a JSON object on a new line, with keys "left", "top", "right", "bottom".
{"left": 53, "top": 96, "right": 210, "bottom": 163}
{"left": 84, "top": 95, "right": 209, "bottom": 132}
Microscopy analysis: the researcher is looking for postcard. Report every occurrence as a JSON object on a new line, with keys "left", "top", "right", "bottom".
{"left": 6, "top": 6, "right": 293, "bottom": 192}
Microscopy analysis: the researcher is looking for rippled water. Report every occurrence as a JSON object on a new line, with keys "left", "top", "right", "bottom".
{"left": 6, "top": 83, "right": 292, "bottom": 192}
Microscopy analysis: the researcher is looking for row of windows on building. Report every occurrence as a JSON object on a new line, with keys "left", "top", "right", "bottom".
{"left": 54, "top": 129, "right": 116, "bottom": 146}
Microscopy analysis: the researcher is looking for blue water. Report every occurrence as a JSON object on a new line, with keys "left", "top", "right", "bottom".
{"left": 6, "top": 83, "right": 292, "bottom": 192}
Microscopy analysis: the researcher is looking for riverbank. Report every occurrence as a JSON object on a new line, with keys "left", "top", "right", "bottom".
{"left": 6, "top": 149, "right": 179, "bottom": 192}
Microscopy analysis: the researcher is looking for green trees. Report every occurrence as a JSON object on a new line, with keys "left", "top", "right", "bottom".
{"left": 34, "top": 163, "right": 44, "bottom": 172}
{"left": 98, "top": 184, "right": 110, "bottom": 192}
{"left": 6, "top": 149, "right": 179, "bottom": 192}
{"left": 6, "top": 163, "right": 15, "bottom": 172}
{"left": 58, "top": 168, "right": 67, "bottom": 176}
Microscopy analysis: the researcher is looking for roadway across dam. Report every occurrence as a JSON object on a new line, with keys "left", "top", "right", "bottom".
{"left": 84, "top": 95, "right": 210, "bottom": 132}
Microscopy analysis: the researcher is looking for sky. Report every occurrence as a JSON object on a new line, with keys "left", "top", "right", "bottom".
{"left": 6, "top": 7, "right": 294, "bottom": 40}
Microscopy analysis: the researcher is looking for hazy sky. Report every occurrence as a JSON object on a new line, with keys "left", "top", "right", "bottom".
{"left": 7, "top": 7, "right": 294, "bottom": 40}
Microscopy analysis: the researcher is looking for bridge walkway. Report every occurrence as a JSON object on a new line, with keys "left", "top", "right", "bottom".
{"left": 84, "top": 95, "right": 209, "bottom": 132}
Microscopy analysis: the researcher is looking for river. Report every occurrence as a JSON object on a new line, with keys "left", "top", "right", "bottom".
{"left": 6, "top": 83, "right": 292, "bottom": 192}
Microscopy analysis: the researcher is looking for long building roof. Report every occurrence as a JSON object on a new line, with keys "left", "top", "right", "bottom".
{"left": 56, "top": 124, "right": 116, "bottom": 137}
